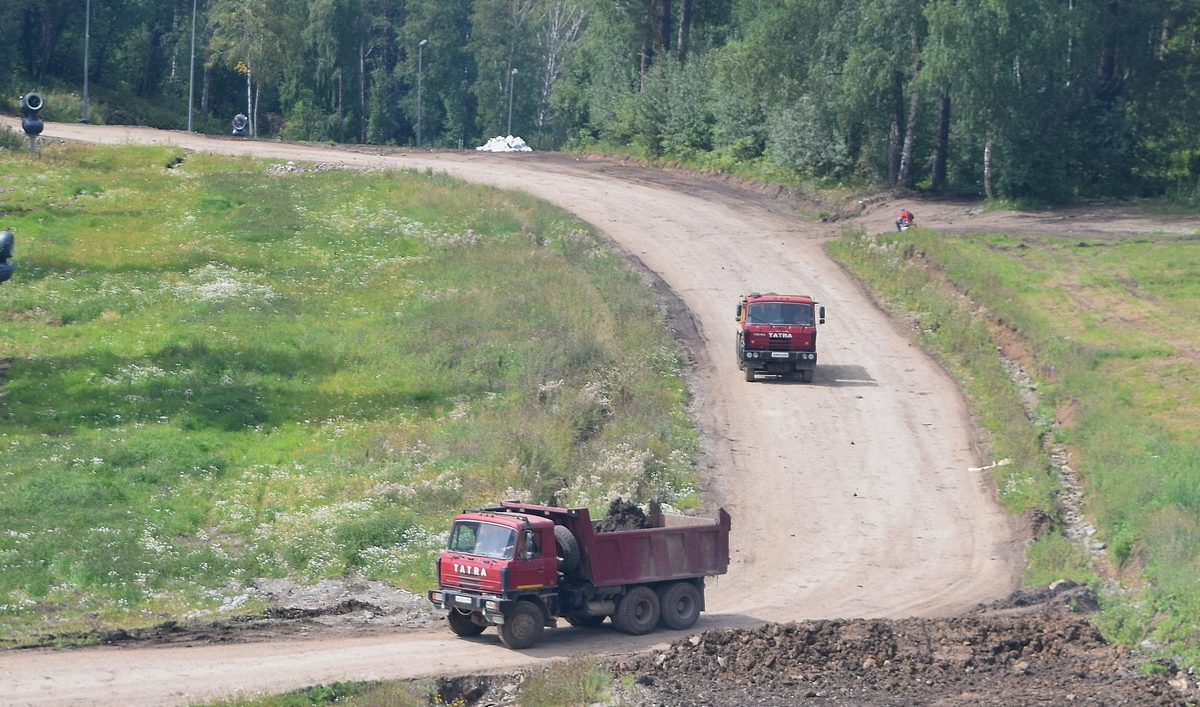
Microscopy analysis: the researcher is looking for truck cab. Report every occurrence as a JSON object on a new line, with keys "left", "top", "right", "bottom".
{"left": 430, "top": 511, "right": 559, "bottom": 642}
{"left": 736, "top": 292, "right": 825, "bottom": 382}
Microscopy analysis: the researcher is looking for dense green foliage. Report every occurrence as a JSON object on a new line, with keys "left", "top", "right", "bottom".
{"left": 6, "top": 1, "right": 1200, "bottom": 200}
{"left": 830, "top": 225, "right": 1200, "bottom": 663}
{"left": 0, "top": 144, "right": 698, "bottom": 643}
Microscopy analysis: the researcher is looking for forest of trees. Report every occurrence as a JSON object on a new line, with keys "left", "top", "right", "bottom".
{"left": 5, "top": 0, "right": 1200, "bottom": 200}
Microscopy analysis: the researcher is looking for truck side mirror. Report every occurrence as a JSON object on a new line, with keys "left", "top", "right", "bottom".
{"left": 522, "top": 529, "right": 537, "bottom": 560}
{"left": 735, "top": 305, "right": 741, "bottom": 321}
{"left": 819, "top": 306, "right": 826, "bottom": 324}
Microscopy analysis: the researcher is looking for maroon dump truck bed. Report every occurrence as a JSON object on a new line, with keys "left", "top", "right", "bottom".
{"left": 499, "top": 501, "right": 731, "bottom": 587}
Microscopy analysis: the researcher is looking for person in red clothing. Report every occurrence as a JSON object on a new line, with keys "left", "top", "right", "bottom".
{"left": 895, "top": 207, "right": 915, "bottom": 231}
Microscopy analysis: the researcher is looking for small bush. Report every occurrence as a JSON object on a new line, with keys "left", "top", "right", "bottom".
{"left": 519, "top": 656, "right": 610, "bottom": 707}
{"left": 334, "top": 509, "right": 418, "bottom": 568}
{"left": 0, "top": 125, "right": 24, "bottom": 151}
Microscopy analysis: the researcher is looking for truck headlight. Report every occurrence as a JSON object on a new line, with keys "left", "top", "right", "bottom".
{"left": 485, "top": 600, "right": 499, "bottom": 611}
{"left": 431, "top": 591, "right": 444, "bottom": 603}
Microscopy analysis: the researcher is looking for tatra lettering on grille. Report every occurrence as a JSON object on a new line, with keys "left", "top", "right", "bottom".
{"left": 768, "top": 332, "right": 792, "bottom": 338}
{"left": 454, "top": 563, "right": 488, "bottom": 577}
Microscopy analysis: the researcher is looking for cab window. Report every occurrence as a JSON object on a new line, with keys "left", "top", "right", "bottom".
{"left": 747, "top": 302, "right": 814, "bottom": 326}
{"left": 448, "top": 521, "right": 517, "bottom": 559}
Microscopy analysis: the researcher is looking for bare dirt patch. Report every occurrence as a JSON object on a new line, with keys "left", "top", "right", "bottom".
{"left": 852, "top": 196, "right": 1200, "bottom": 241}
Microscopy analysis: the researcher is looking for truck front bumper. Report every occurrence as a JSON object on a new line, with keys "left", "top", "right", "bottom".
{"left": 742, "top": 350, "right": 817, "bottom": 371}
{"left": 429, "top": 588, "right": 509, "bottom": 624}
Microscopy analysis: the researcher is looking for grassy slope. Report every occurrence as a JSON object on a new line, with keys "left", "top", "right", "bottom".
{"left": 0, "top": 145, "right": 698, "bottom": 644}
{"left": 828, "top": 226, "right": 1200, "bottom": 665}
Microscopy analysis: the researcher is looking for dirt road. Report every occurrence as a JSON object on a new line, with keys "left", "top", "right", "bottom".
{"left": 0, "top": 122, "right": 1032, "bottom": 706}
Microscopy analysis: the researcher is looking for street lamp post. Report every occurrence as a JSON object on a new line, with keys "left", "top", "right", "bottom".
{"left": 506, "top": 67, "right": 517, "bottom": 136}
{"left": 187, "top": 0, "right": 197, "bottom": 132}
{"left": 81, "top": 0, "right": 90, "bottom": 123}
{"left": 417, "top": 39, "right": 427, "bottom": 147}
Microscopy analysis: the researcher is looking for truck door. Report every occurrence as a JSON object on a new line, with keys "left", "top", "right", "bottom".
{"left": 506, "top": 528, "right": 558, "bottom": 590}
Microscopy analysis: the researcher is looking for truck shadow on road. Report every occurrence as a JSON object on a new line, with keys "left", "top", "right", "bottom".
{"left": 446, "top": 612, "right": 766, "bottom": 658}
{"left": 759, "top": 364, "right": 877, "bottom": 388}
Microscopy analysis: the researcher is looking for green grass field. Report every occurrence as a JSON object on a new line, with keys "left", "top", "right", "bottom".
{"left": 828, "top": 225, "right": 1200, "bottom": 663}
{"left": 0, "top": 145, "right": 699, "bottom": 645}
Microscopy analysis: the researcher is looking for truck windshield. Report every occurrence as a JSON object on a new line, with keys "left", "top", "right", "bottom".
{"left": 747, "top": 302, "right": 814, "bottom": 326}
{"left": 447, "top": 521, "right": 517, "bottom": 559}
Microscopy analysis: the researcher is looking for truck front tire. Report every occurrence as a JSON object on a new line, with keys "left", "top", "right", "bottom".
{"left": 658, "top": 581, "right": 702, "bottom": 630}
{"left": 499, "top": 600, "right": 545, "bottom": 649}
{"left": 613, "top": 586, "right": 660, "bottom": 635}
{"left": 744, "top": 366, "right": 755, "bottom": 382}
{"left": 447, "top": 608, "right": 486, "bottom": 637}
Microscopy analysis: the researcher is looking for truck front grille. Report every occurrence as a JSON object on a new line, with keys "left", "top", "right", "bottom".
{"left": 768, "top": 338, "right": 791, "bottom": 351}
{"left": 452, "top": 576, "right": 486, "bottom": 591}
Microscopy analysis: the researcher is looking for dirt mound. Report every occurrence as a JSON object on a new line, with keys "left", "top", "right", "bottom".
{"left": 616, "top": 615, "right": 1188, "bottom": 706}
{"left": 594, "top": 498, "right": 656, "bottom": 532}
{"left": 975, "top": 578, "right": 1101, "bottom": 617}
{"left": 424, "top": 607, "right": 1193, "bottom": 706}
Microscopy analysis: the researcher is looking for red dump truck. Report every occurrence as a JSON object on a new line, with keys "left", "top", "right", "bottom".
{"left": 427, "top": 501, "right": 731, "bottom": 648}
{"left": 736, "top": 291, "right": 825, "bottom": 382}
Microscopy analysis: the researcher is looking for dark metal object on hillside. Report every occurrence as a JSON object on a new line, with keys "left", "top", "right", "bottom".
{"left": 0, "top": 229, "right": 14, "bottom": 284}
{"left": 20, "top": 93, "right": 43, "bottom": 157}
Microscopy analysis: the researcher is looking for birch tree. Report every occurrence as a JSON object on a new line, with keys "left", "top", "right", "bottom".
{"left": 536, "top": 0, "right": 588, "bottom": 146}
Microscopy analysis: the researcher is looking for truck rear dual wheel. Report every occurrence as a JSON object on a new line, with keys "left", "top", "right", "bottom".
{"left": 613, "top": 586, "right": 660, "bottom": 635}
{"left": 499, "top": 600, "right": 545, "bottom": 649}
{"left": 657, "top": 581, "right": 702, "bottom": 630}
{"left": 447, "top": 608, "right": 486, "bottom": 637}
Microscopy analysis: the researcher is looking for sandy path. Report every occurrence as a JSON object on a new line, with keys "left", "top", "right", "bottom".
{"left": 0, "top": 122, "right": 1021, "bottom": 706}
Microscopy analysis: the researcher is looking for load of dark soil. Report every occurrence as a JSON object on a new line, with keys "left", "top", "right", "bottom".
{"left": 595, "top": 498, "right": 655, "bottom": 532}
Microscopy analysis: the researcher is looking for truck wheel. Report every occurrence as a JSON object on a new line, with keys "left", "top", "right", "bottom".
{"left": 743, "top": 366, "right": 755, "bottom": 382}
{"left": 499, "top": 600, "right": 545, "bottom": 649}
{"left": 801, "top": 369, "right": 814, "bottom": 383}
{"left": 554, "top": 525, "right": 580, "bottom": 574}
{"left": 447, "top": 608, "right": 486, "bottom": 637}
{"left": 613, "top": 586, "right": 660, "bottom": 635}
{"left": 565, "top": 614, "right": 607, "bottom": 628}
{"left": 658, "top": 581, "right": 702, "bottom": 630}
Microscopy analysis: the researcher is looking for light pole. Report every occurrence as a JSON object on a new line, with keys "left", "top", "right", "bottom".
{"left": 81, "top": 0, "right": 90, "bottom": 123}
{"left": 187, "top": 0, "right": 197, "bottom": 131}
{"left": 506, "top": 67, "right": 517, "bottom": 136}
{"left": 417, "top": 39, "right": 427, "bottom": 147}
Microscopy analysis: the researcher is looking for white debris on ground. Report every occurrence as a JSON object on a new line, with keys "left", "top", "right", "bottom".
{"left": 253, "top": 576, "right": 439, "bottom": 628}
{"left": 196, "top": 576, "right": 440, "bottom": 629}
{"left": 266, "top": 160, "right": 342, "bottom": 174}
{"left": 476, "top": 135, "right": 532, "bottom": 152}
